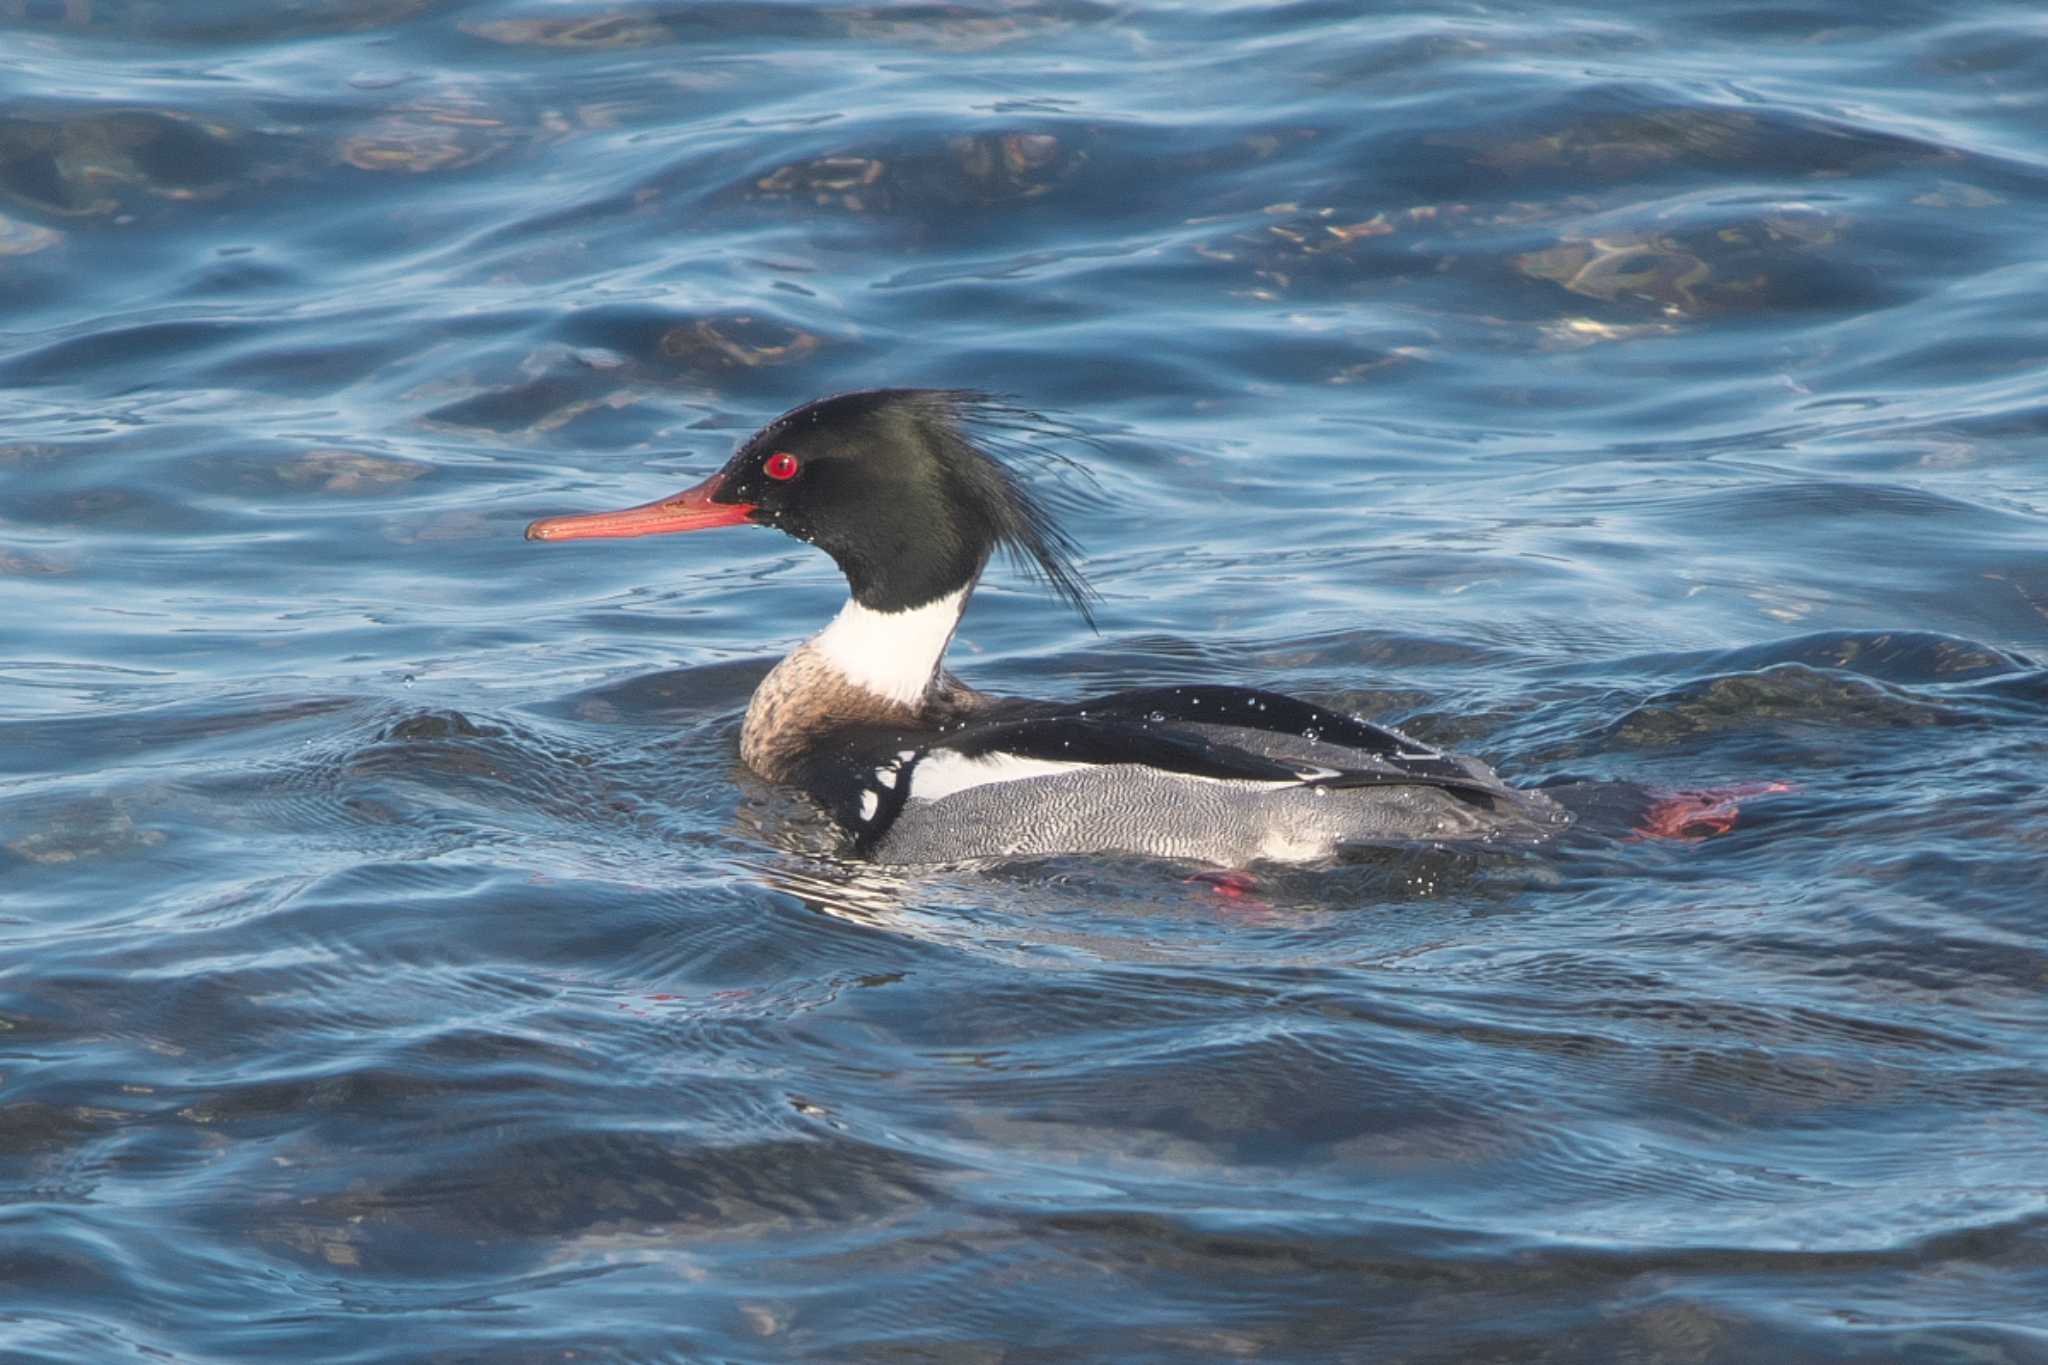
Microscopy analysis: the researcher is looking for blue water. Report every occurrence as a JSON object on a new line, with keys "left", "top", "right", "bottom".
{"left": 4, "top": 2, "right": 2048, "bottom": 1359}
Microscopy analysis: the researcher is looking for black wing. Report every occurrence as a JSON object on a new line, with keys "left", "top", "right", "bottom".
{"left": 1008, "top": 685, "right": 1487, "bottom": 785}
{"left": 936, "top": 712, "right": 1501, "bottom": 798}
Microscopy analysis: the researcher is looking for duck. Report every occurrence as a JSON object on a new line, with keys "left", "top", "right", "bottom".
{"left": 527, "top": 388, "right": 1573, "bottom": 866}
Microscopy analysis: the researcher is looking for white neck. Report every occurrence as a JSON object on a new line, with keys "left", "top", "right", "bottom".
{"left": 808, "top": 586, "right": 970, "bottom": 707}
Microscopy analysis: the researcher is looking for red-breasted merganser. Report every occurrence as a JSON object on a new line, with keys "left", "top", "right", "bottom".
{"left": 527, "top": 389, "right": 1574, "bottom": 865}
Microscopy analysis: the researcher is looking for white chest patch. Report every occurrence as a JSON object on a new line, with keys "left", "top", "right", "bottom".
{"left": 906, "top": 751, "right": 1093, "bottom": 803}
{"left": 810, "top": 588, "right": 969, "bottom": 708}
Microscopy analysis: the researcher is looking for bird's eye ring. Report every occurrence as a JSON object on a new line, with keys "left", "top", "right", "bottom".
{"left": 764, "top": 452, "right": 801, "bottom": 481}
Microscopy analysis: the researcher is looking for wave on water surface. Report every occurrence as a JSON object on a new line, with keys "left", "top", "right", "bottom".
{"left": 3, "top": 0, "right": 2048, "bottom": 1359}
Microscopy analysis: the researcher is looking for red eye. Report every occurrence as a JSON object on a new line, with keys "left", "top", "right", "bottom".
{"left": 764, "top": 451, "right": 800, "bottom": 481}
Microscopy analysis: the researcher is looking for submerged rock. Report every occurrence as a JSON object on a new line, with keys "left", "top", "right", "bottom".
{"left": 0, "top": 110, "right": 242, "bottom": 216}
{"left": 276, "top": 450, "right": 430, "bottom": 495}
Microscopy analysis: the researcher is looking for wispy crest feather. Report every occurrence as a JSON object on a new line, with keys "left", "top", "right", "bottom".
{"left": 902, "top": 389, "right": 1103, "bottom": 628}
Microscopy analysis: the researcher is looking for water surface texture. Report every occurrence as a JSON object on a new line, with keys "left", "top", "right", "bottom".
{"left": 4, "top": 2, "right": 2048, "bottom": 1359}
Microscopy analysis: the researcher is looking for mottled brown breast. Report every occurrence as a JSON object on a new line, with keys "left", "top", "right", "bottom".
{"left": 739, "top": 645, "right": 988, "bottom": 780}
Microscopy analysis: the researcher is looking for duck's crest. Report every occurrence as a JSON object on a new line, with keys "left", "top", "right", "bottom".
{"left": 874, "top": 388, "right": 1102, "bottom": 628}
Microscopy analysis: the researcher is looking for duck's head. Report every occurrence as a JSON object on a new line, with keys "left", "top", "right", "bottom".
{"left": 527, "top": 388, "right": 1094, "bottom": 621}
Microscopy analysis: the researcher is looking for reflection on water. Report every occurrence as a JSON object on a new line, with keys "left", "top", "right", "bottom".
{"left": 3, "top": 0, "right": 2048, "bottom": 1358}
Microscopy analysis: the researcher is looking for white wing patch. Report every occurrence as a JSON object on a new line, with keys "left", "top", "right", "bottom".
{"left": 859, "top": 789, "right": 880, "bottom": 821}
{"left": 905, "top": 751, "right": 1093, "bottom": 803}
{"left": 905, "top": 749, "right": 1323, "bottom": 804}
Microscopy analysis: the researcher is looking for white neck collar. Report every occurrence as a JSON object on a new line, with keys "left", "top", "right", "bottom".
{"left": 808, "top": 585, "right": 971, "bottom": 707}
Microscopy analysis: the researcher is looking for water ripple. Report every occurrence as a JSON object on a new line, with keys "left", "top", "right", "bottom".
{"left": 4, "top": 0, "right": 2048, "bottom": 1357}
